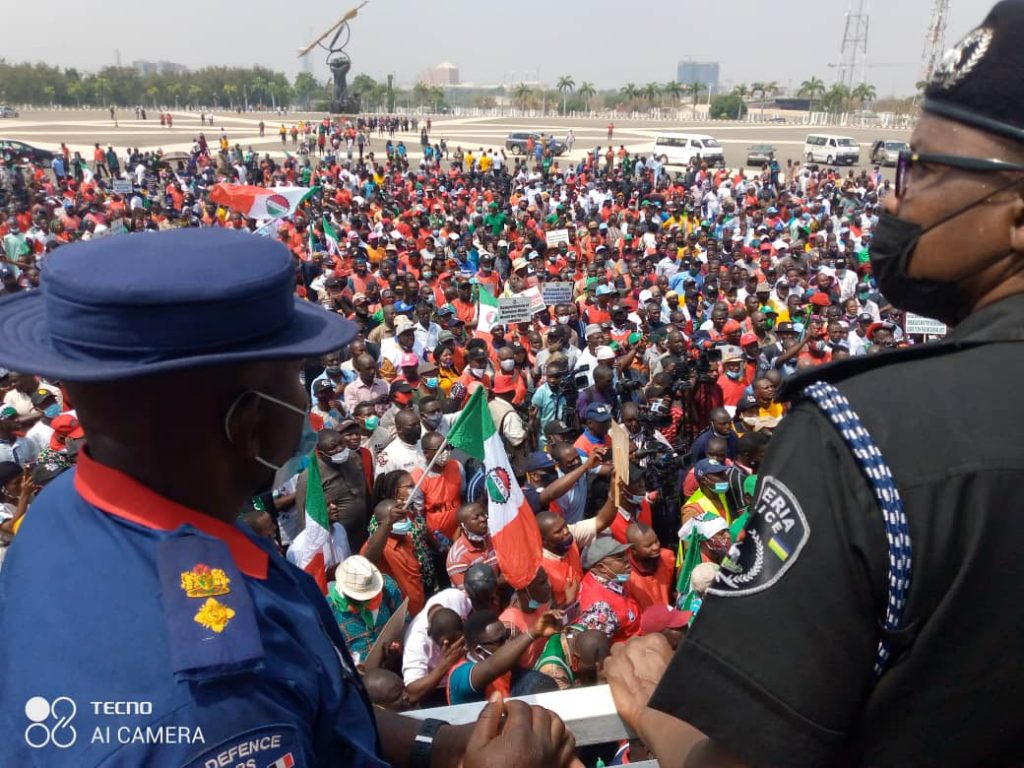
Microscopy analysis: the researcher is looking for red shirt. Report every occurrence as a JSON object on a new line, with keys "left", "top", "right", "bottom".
{"left": 409, "top": 462, "right": 462, "bottom": 542}
{"left": 579, "top": 572, "right": 641, "bottom": 644}
{"left": 540, "top": 545, "right": 583, "bottom": 609}
{"left": 609, "top": 501, "right": 653, "bottom": 544}
{"left": 360, "top": 536, "right": 425, "bottom": 616}
{"left": 574, "top": 430, "right": 611, "bottom": 457}
{"left": 626, "top": 549, "right": 676, "bottom": 611}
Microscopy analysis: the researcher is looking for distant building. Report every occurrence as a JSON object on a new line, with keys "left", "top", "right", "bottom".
{"left": 133, "top": 60, "right": 189, "bottom": 77}
{"left": 676, "top": 61, "right": 720, "bottom": 89}
{"left": 420, "top": 62, "right": 460, "bottom": 87}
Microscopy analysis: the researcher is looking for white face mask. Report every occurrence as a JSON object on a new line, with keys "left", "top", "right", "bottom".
{"left": 557, "top": 315, "right": 571, "bottom": 325}
{"left": 329, "top": 448, "right": 351, "bottom": 464}
{"left": 470, "top": 366, "right": 486, "bottom": 378}
{"left": 499, "top": 359, "right": 515, "bottom": 372}
{"left": 225, "top": 390, "right": 313, "bottom": 489}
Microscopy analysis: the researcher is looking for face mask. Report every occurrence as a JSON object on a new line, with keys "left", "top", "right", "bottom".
{"left": 461, "top": 524, "right": 486, "bottom": 543}
{"left": 391, "top": 519, "right": 412, "bottom": 536}
{"left": 425, "top": 376, "right": 439, "bottom": 389}
{"left": 614, "top": 572, "right": 631, "bottom": 584}
{"left": 868, "top": 211, "right": 977, "bottom": 323}
{"left": 858, "top": 291, "right": 870, "bottom": 302}
{"left": 422, "top": 271, "right": 434, "bottom": 280}
{"left": 422, "top": 412, "right": 442, "bottom": 429}
{"left": 470, "top": 366, "right": 486, "bottom": 378}
{"left": 432, "top": 449, "right": 451, "bottom": 467}
{"left": 725, "top": 369, "right": 742, "bottom": 380}
{"left": 325, "top": 366, "right": 341, "bottom": 376}
{"left": 625, "top": 492, "right": 645, "bottom": 505}
{"left": 499, "top": 359, "right": 515, "bottom": 372}
{"left": 713, "top": 481, "right": 730, "bottom": 494}
{"left": 225, "top": 390, "right": 315, "bottom": 490}
{"left": 400, "top": 426, "right": 422, "bottom": 445}
{"left": 550, "top": 538, "right": 572, "bottom": 555}
{"left": 557, "top": 315, "right": 570, "bottom": 325}
{"left": 473, "top": 645, "right": 494, "bottom": 660}
{"left": 364, "top": 415, "right": 380, "bottom": 432}
{"left": 43, "top": 403, "right": 61, "bottom": 419}
{"left": 329, "top": 448, "right": 351, "bottom": 464}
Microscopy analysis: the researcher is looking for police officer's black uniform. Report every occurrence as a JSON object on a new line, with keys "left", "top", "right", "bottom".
{"left": 646, "top": 4, "right": 1024, "bottom": 765}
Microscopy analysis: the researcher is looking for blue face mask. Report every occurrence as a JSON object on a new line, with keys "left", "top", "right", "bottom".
{"left": 43, "top": 403, "right": 61, "bottom": 419}
{"left": 391, "top": 519, "right": 412, "bottom": 536}
{"left": 425, "top": 377, "right": 439, "bottom": 389}
{"left": 364, "top": 415, "right": 380, "bottom": 432}
{"left": 225, "top": 390, "right": 315, "bottom": 490}
{"left": 614, "top": 572, "right": 631, "bottom": 584}
{"left": 725, "top": 369, "right": 742, "bottom": 380}
{"left": 713, "top": 481, "right": 730, "bottom": 494}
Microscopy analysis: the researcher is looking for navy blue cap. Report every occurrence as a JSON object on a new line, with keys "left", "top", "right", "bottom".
{"left": 524, "top": 451, "right": 555, "bottom": 472}
{"left": 694, "top": 458, "right": 728, "bottom": 479}
{"left": 585, "top": 403, "right": 613, "bottom": 422}
{"left": 0, "top": 229, "right": 357, "bottom": 382}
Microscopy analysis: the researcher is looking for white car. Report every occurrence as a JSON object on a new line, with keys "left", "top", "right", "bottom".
{"left": 804, "top": 134, "right": 860, "bottom": 166}
{"left": 0, "top": 106, "right": 18, "bottom": 119}
{"left": 652, "top": 133, "right": 724, "bottom": 166}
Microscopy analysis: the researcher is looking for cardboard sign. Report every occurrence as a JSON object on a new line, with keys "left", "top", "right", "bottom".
{"left": 904, "top": 313, "right": 947, "bottom": 337}
{"left": 498, "top": 296, "right": 533, "bottom": 324}
{"left": 545, "top": 228, "right": 570, "bottom": 248}
{"left": 608, "top": 421, "right": 632, "bottom": 509}
{"left": 521, "top": 286, "right": 546, "bottom": 314}
{"left": 111, "top": 179, "right": 133, "bottom": 195}
{"left": 542, "top": 282, "right": 573, "bottom": 305}
{"left": 363, "top": 598, "right": 409, "bottom": 670}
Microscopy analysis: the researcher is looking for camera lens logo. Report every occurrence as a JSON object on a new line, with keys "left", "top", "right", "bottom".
{"left": 24, "top": 696, "right": 77, "bottom": 749}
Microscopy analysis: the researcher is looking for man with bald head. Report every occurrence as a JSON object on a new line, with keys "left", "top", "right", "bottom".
{"left": 344, "top": 351, "right": 390, "bottom": 416}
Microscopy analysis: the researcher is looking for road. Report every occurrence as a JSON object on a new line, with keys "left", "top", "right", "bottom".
{"left": 0, "top": 108, "right": 910, "bottom": 175}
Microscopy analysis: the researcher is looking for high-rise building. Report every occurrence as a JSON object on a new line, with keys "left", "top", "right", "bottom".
{"left": 133, "top": 60, "right": 189, "bottom": 77}
{"left": 676, "top": 61, "right": 720, "bottom": 89}
{"left": 420, "top": 62, "right": 460, "bottom": 87}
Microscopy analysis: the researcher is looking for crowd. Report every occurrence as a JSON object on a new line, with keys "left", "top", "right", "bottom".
{"left": 0, "top": 110, "right": 910, "bottom": 762}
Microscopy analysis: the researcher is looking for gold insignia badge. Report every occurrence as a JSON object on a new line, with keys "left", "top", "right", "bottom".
{"left": 193, "top": 597, "right": 235, "bottom": 633}
{"left": 180, "top": 563, "right": 231, "bottom": 598}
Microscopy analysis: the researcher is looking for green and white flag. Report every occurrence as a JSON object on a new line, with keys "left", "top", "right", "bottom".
{"left": 322, "top": 216, "right": 341, "bottom": 255}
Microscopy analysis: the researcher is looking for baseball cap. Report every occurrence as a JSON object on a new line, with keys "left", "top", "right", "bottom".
{"left": 390, "top": 380, "right": 413, "bottom": 395}
{"left": 49, "top": 413, "right": 85, "bottom": 449}
{"left": 694, "top": 458, "right": 728, "bottom": 479}
{"left": 595, "top": 346, "right": 616, "bottom": 361}
{"left": 314, "top": 379, "right": 336, "bottom": 394}
{"left": 336, "top": 418, "right": 361, "bottom": 433}
{"left": 640, "top": 605, "right": 692, "bottom": 635}
{"left": 399, "top": 352, "right": 419, "bottom": 368}
{"left": 723, "top": 319, "right": 742, "bottom": 334}
{"left": 720, "top": 345, "right": 744, "bottom": 363}
{"left": 740, "top": 333, "right": 759, "bottom": 347}
{"left": 394, "top": 316, "right": 415, "bottom": 335}
{"left": 525, "top": 451, "right": 556, "bottom": 472}
{"left": 582, "top": 537, "right": 631, "bottom": 570}
{"left": 775, "top": 321, "right": 796, "bottom": 334}
{"left": 585, "top": 403, "right": 613, "bottom": 422}
{"left": 596, "top": 284, "right": 615, "bottom": 296}
{"left": 438, "top": 330, "right": 456, "bottom": 343}
{"left": 755, "top": 282, "right": 771, "bottom": 292}
{"left": 736, "top": 393, "right": 759, "bottom": 412}
{"left": 544, "top": 419, "right": 574, "bottom": 436}
{"left": 30, "top": 388, "right": 57, "bottom": 406}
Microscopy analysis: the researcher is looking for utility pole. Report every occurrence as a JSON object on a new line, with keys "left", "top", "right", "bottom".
{"left": 919, "top": 0, "right": 951, "bottom": 84}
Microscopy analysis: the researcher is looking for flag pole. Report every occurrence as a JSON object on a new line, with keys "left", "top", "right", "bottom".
{"left": 406, "top": 434, "right": 450, "bottom": 502}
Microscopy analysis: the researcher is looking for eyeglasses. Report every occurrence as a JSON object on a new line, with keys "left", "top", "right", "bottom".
{"left": 895, "top": 150, "right": 1024, "bottom": 198}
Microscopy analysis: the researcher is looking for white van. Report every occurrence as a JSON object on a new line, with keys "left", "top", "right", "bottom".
{"left": 804, "top": 134, "right": 861, "bottom": 165}
{"left": 652, "top": 133, "right": 725, "bottom": 166}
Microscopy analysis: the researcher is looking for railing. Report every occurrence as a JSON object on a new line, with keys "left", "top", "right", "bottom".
{"left": 403, "top": 684, "right": 659, "bottom": 767}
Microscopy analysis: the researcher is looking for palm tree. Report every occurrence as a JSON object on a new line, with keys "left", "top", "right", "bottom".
{"left": 690, "top": 81, "right": 706, "bottom": 116}
{"left": 663, "top": 80, "right": 684, "bottom": 111}
{"left": 146, "top": 85, "right": 159, "bottom": 108}
{"left": 640, "top": 81, "right": 659, "bottom": 106}
{"left": 67, "top": 81, "right": 83, "bottom": 107}
{"left": 513, "top": 83, "right": 533, "bottom": 111}
{"left": 250, "top": 76, "right": 268, "bottom": 108}
{"left": 222, "top": 83, "right": 237, "bottom": 109}
{"left": 619, "top": 83, "right": 638, "bottom": 111}
{"left": 851, "top": 82, "right": 877, "bottom": 110}
{"left": 556, "top": 75, "right": 575, "bottom": 115}
{"left": 760, "top": 80, "right": 779, "bottom": 119}
{"left": 822, "top": 83, "right": 851, "bottom": 114}
{"left": 93, "top": 76, "right": 110, "bottom": 108}
{"left": 167, "top": 82, "right": 182, "bottom": 109}
{"left": 732, "top": 83, "right": 749, "bottom": 119}
{"left": 187, "top": 84, "right": 202, "bottom": 107}
{"left": 577, "top": 81, "right": 596, "bottom": 113}
{"left": 798, "top": 76, "right": 826, "bottom": 120}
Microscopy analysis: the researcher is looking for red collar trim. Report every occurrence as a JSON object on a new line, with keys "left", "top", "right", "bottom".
{"left": 75, "top": 450, "right": 268, "bottom": 580}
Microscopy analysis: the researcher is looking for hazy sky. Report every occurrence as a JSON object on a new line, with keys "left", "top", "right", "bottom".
{"left": 1, "top": 0, "right": 989, "bottom": 95}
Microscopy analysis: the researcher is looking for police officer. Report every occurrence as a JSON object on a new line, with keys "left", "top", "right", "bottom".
{"left": 605, "top": 3, "right": 1024, "bottom": 766}
{"left": 0, "top": 229, "right": 575, "bottom": 767}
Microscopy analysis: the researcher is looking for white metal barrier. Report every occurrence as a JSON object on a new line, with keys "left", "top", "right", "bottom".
{"left": 403, "top": 684, "right": 659, "bottom": 767}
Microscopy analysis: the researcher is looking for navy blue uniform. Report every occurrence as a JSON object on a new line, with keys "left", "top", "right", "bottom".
{"left": 0, "top": 451, "right": 386, "bottom": 767}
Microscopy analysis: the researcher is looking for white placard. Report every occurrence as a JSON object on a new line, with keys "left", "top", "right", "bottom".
{"left": 498, "top": 296, "right": 533, "bottom": 324}
{"left": 111, "top": 179, "right": 133, "bottom": 195}
{"left": 545, "top": 228, "right": 570, "bottom": 248}
{"left": 904, "top": 313, "right": 947, "bottom": 337}
{"left": 542, "top": 282, "right": 573, "bottom": 305}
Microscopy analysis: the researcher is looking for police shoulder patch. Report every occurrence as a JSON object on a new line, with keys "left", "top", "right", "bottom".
{"left": 709, "top": 475, "right": 809, "bottom": 597}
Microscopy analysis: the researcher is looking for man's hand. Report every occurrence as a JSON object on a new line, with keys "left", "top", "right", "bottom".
{"left": 462, "top": 694, "right": 577, "bottom": 768}
{"left": 440, "top": 637, "right": 466, "bottom": 670}
{"left": 530, "top": 610, "right": 564, "bottom": 639}
{"left": 604, "top": 633, "right": 674, "bottom": 733}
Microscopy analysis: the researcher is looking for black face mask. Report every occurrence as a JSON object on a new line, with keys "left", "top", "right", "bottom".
{"left": 399, "top": 426, "right": 422, "bottom": 445}
{"left": 870, "top": 180, "right": 1021, "bottom": 324}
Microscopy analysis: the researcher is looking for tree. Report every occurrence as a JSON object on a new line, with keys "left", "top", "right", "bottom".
{"left": 663, "top": 81, "right": 684, "bottom": 113}
{"left": 293, "top": 72, "right": 320, "bottom": 110}
{"left": 93, "top": 76, "right": 110, "bottom": 107}
{"left": 513, "top": 83, "right": 533, "bottom": 110}
{"left": 851, "top": 82, "right": 877, "bottom": 110}
{"left": 642, "top": 81, "right": 661, "bottom": 106}
{"left": 577, "top": 81, "right": 596, "bottom": 113}
{"left": 761, "top": 81, "right": 779, "bottom": 118}
{"left": 146, "top": 85, "right": 159, "bottom": 108}
{"left": 43, "top": 85, "right": 56, "bottom": 105}
{"left": 822, "top": 83, "right": 851, "bottom": 114}
{"left": 732, "top": 83, "right": 749, "bottom": 119}
{"left": 222, "top": 83, "right": 237, "bottom": 109}
{"left": 689, "top": 81, "right": 706, "bottom": 116}
{"left": 619, "top": 83, "right": 638, "bottom": 110}
{"left": 798, "top": 76, "right": 827, "bottom": 119}
{"left": 187, "top": 84, "right": 202, "bottom": 107}
{"left": 556, "top": 75, "right": 575, "bottom": 115}
{"left": 710, "top": 94, "right": 747, "bottom": 120}
{"left": 67, "top": 80, "right": 83, "bottom": 107}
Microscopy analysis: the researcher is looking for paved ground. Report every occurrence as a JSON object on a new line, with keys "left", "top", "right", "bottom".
{"left": 0, "top": 108, "right": 911, "bottom": 175}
